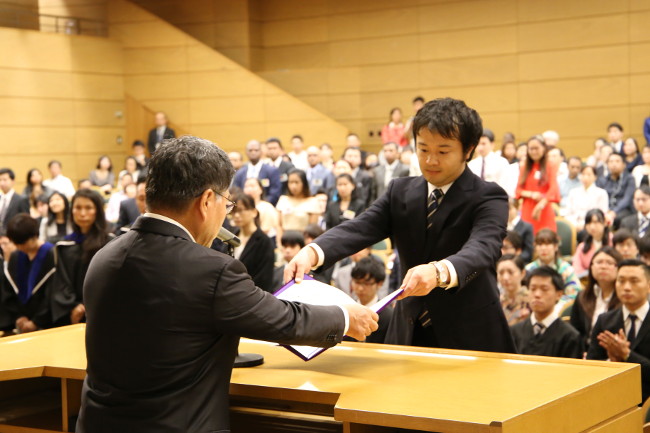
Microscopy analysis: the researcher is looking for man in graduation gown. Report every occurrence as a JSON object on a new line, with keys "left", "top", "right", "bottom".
{"left": 510, "top": 266, "right": 582, "bottom": 358}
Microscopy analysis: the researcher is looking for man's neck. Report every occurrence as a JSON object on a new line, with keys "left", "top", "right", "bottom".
{"left": 534, "top": 310, "right": 553, "bottom": 322}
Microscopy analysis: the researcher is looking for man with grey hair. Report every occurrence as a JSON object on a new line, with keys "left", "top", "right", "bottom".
{"left": 76, "top": 136, "right": 378, "bottom": 433}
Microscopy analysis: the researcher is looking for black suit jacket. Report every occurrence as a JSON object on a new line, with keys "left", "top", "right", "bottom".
{"left": 621, "top": 213, "right": 641, "bottom": 235}
{"left": 324, "top": 198, "right": 366, "bottom": 230}
{"left": 237, "top": 228, "right": 275, "bottom": 292}
{"left": 372, "top": 162, "right": 410, "bottom": 201}
{"left": 353, "top": 168, "right": 375, "bottom": 208}
{"left": 510, "top": 318, "right": 582, "bottom": 358}
{"left": 275, "top": 159, "right": 294, "bottom": 195}
{"left": 115, "top": 198, "right": 141, "bottom": 234}
{"left": 315, "top": 167, "right": 516, "bottom": 353}
{"left": 1, "top": 192, "right": 30, "bottom": 230}
{"left": 514, "top": 219, "right": 534, "bottom": 263}
{"left": 147, "top": 126, "right": 175, "bottom": 155}
{"left": 587, "top": 307, "right": 650, "bottom": 402}
{"left": 76, "top": 216, "right": 345, "bottom": 433}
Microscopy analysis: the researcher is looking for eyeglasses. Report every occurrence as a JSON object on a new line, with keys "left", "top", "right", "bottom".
{"left": 215, "top": 191, "right": 236, "bottom": 214}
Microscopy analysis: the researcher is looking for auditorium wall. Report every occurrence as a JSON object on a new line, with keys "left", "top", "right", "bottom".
{"left": 130, "top": 0, "right": 650, "bottom": 157}
{"left": 0, "top": 26, "right": 125, "bottom": 190}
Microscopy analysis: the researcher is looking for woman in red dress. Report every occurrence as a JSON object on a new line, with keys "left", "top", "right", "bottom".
{"left": 516, "top": 135, "right": 560, "bottom": 234}
{"left": 381, "top": 108, "right": 408, "bottom": 148}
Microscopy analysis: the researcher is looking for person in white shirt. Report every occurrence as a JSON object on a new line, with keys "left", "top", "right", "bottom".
{"left": 547, "top": 147, "right": 569, "bottom": 181}
{"left": 43, "top": 160, "right": 75, "bottom": 199}
{"left": 467, "top": 128, "right": 510, "bottom": 191}
{"left": 632, "top": 145, "right": 650, "bottom": 187}
{"left": 565, "top": 165, "right": 609, "bottom": 230}
{"left": 288, "top": 135, "right": 309, "bottom": 171}
{"left": 558, "top": 156, "right": 584, "bottom": 210}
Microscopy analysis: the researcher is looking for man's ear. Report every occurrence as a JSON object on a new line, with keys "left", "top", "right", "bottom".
{"left": 197, "top": 189, "right": 213, "bottom": 220}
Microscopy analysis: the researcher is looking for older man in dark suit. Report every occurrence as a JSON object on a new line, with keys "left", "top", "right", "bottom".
{"left": 286, "top": 98, "right": 515, "bottom": 353}
{"left": 76, "top": 136, "right": 378, "bottom": 433}
{"left": 372, "top": 141, "right": 410, "bottom": 201}
{"left": 0, "top": 168, "right": 30, "bottom": 232}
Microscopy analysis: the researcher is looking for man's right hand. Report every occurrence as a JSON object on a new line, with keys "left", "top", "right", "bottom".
{"left": 343, "top": 304, "right": 379, "bottom": 341}
{"left": 284, "top": 246, "right": 318, "bottom": 284}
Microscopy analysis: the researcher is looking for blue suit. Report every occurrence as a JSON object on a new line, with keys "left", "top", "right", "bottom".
{"left": 233, "top": 164, "right": 282, "bottom": 205}
{"left": 306, "top": 164, "right": 335, "bottom": 195}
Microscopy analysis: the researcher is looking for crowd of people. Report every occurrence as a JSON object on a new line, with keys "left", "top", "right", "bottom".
{"left": 2, "top": 101, "right": 650, "bottom": 399}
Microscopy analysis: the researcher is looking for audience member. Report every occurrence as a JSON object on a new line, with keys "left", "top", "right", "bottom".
{"left": 343, "top": 147, "right": 373, "bottom": 208}
{"left": 117, "top": 156, "right": 140, "bottom": 185}
{"left": 613, "top": 228, "right": 640, "bottom": 260}
{"left": 564, "top": 165, "right": 609, "bottom": 230}
{"left": 364, "top": 153, "right": 379, "bottom": 170}
{"left": 381, "top": 108, "right": 408, "bottom": 148}
{"left": 542, "top": 130, "right": 560, "bottom": 148}
{"left": 332, "top": 247, "right": 389, "bottom": 301}
{"left": 607, "top": 122, "right": 625, "bottom": 154}
{"left": 516, "top": 135, "right": 560, "bottom": 233}
{"left": 372, "top": 142, "right": 409, "bottom": 201}
{"left": 500, "top": 141, "right": 517, "bottom": 164}
{"left": 547, "top": 147, "right": 568, "bottom": 180}
{"left": 32, "top": 194, "right": 49, "bottom": 223}
{"left": 502, "top": 230, "right": 524, "bottom": 258}
{"left": 131, "top": 140, "right": 149, "bottom": 171}
{"left": 571, "top": 247, "right": 622, "bottom": 352}
{"left": 272, "top": 231, "right": 305, "bottom": 289}
{"left": 620, "top": 186, "right": 650, "bottom": 239}
{"left": 43, "top": 160, "right": 75, "bottom": 199}
{"left": 89, "top": 155, "right": 115, "bottom": 192}
{"left": 526, "top": 229, "right": 582, "bottom": 299}
{"left": 51, "top": 189, "right": 111, "bottom": 326}
{"left": 587, "top": 259, "right": 650, "bottom": 401}
{"left": 230, "top": 193, "right": 275, "bottom": 293}
{"left": 595, "top": 144, "right": 613, "bottom": 178}
{"left": 633, "top": 146, "right": 650, "bottom": 187}
{"left": 77, "top": 179, "right": 92, "bottom": 190}
{"left": 0, "top": 214, "right": 56, "bottom": 335}
{"left": 147, "top": 111, "right": 175, "bottom": 155}
{"left": 22, "top": 169, "right": 52, "bottom": 201}
{"left": 325, "top": 174, "right": 365, "bottom": 230}
{"left": 0, "top": 232, "right": 15, "bottom": 265}
{"left": 305, "top": 145, "right": 334, "bottom": 195}
{"left": 39, "top": 191, "right": 72, "bottom": 244}
{"left": 105, "top": 173, "right": 134, "bottom": 223}
{"left": 558, "top": 156, "right": 582, "bottom": 209}
{"left": 623, "top": 137, "right": 643, "bottom": 173}
{"left": 349, "top": 257, "right": 392, "bottom": 343}
{"left": 597, "top": 152, "right": 636, "bottom": 227}
{"left": 227, "top": 151, "right": 243, "bottom": 171}
{"left": 641, "top": 236, "right": 650, "bottom": 266}
{"left": 276, "top": 169, "right": 320, "bottom": 232}
{"left": 114, "top": 178, "right": 146, "bottom": 234}
{"left": 572, "top": 209, "right": 611, "bottom": 277}
{"left": 586, "top": 137, "right": 607, "bottom": 168}
{"left": 319, "top": 143, "right": 334, "bottom": 171}
{"left": 243, "top": 178, "right": 281, "bottom": 242}
{"left": 266, "top": 138, "right": 295, "bottom": 195}
{"left": 404, "top": 96, "right": 425, "bottom": 143}
{"left": 288, "top": 135, "right": 309, "bottom": 171}
{"left": 510, "top": 266, "right": 582, "bottom": 358}
{"left": 232, "top": 140, "right": 281, "bottom": 205}
{"left": 506, "top": 198, "right": 534, "bottom": 263}
{"left": 467, "top": 128, "right": 510, "bottom": 191}
{"left": 0, "top": 168, "right": 30, "bottom": 232}
{"left": 497, "top": 254, "right": 529, "bottom": 326}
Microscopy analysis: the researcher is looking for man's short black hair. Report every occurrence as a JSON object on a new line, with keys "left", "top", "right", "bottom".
{"left": 637, "top": 185, "right": 650, "bottom": 197}
{"left": 613, "top": 228, "right": 639, "bottom": 248}
{"left": 640, "top": 236, "right": 650, "bottom": 255}
{"left": 413, "top": 96, "right": 425, "bottom": 104}
{"left": 481, "top": 128, "right": 495, "bottom": 142}
{"left": 303, "top": 224, "right": 324, "bottom": 241}
{"left": 0, "top": 168, "right": 15, "bottom": 180}
{"left": 281, "top": 230, "right": 305, "bottom": 248}
{"left": 351, "top": 256, "right": 386, "bottom": 283}
{"left": 608, "top": 122, "right": 624, "bottom": 132}
{"left": 607, "top": 152, "right": 624, "bottom": 163}
{"left": 525, "top": 266, "right": 564, "bottom": 292}
{"left": 132, "top": 140, "right": 145, "bottom": 148}
{"left": 412, "top": 97, "right": 483, "bottom": 161}
{"left": 618, "top": 258, "right": 650, "bottom": 280}
{"left": 291, "top": 134, "right": 303, "bottom": 142}
{"left": 6, "top": 213, "right": 39, "bottom": 245}
{"left": 266, "top": 137, "right": 282, "bottom": 148}
{"left": 146, "top": 136, "right": 234, "bottom": 211}
{"left": 504, "top": 230, "right": 523, "bottom": 250}
{"left": 48, "top": 160, "right": 61, "bottom": 169}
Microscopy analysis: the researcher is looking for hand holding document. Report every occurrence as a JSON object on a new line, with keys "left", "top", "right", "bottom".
{"left": 274, "top": 276, "right": 403, "bottom": 360}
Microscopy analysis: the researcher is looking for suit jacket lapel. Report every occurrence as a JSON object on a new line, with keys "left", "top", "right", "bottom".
{"left": 632, "top": 312, "right": 650, "bottom": 350}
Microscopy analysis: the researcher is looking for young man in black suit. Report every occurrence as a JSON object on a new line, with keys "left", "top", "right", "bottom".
{"left": 76, "top": 136, "right": 378, "bottom": 433}
{"left": 510, "top": 267, "right": 582, "bottom": 358}
{"left": 620, "top": 186, "right": 650, "bottom": 238}
{"left": 286, "top": 97, "right": 516, "bottom": 353}
{"left": 587, "top": 259, "right": 650, "bottom": 402}
{"left": 0, "top": 168, "right": 30, "bottom": 232}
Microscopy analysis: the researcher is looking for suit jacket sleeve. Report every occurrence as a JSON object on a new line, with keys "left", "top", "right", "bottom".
{"left": 627, "top": 350, "right": 650, "bottom": 382}
{"left": 520, "top": 223, "right": 534, "bottom": 264}
{"left": 614, "top": 176, "right": 636, "bottom": 214}
{"left": 212, "top": 259, "right": 345, "bottom": 346}
{"left": 445, "top": 183, "right": 508, "bottom": 290}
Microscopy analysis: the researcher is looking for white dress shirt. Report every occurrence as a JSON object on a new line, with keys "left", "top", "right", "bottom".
{"left": 565, "top": 184, "right": 609, "bottom": 229}
{"left": 591, "top": 284, "right": 614, "bottom": 328}
{"left": 622, "top": 301, "right": 649, "bottom": 338}
{"left": 531, "top": 310, "right": 559, "bottom": 333}
{"left": 467, "top": 152, "right": 511, "bottom": 191}
{"left": 246, "top": 161, "right": 264, "bottom": 179}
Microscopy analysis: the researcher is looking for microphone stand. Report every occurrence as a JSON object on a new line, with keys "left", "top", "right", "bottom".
{"left": 224, "top": 240, "right": 264, "bottom": 368}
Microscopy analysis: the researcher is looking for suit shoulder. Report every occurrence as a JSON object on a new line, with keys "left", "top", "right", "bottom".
{"left": 555, "top": 319, "right": 580, "bottom": 337}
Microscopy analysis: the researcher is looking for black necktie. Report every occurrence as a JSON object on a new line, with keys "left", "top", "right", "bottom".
{"left": 427, "top": 189, "right": 444, "bottom": 229}
{"left": 628, "top": 314, "right": 638, "bottom": 342}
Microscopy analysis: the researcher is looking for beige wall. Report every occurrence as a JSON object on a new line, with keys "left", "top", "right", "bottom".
{"left": 109, "top": 0, "right": 349, "bottom": 155}
{"left": 0, "top": 27, "right": 125, "bottom": 191}
{"left": 0, "top": 0, "right": 39, "bottom": 30}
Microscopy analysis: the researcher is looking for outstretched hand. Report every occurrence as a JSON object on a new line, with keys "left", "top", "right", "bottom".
{"left": 284, "top": 246, "right": 317, "bottom": 284}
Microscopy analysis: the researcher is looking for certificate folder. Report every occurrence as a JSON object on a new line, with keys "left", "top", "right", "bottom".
{"left": 274, "top": 275, "right": 403, "bottom": 361}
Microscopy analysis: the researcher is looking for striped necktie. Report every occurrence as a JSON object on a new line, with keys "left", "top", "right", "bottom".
{"left": 427, "top": 189, "right": 444, "bottom": 229}
{"left": 639, "top": 217, "right": 649, "bottom": 237}
{"left": 533, "top": 322, "right": 545, "bottom": 337}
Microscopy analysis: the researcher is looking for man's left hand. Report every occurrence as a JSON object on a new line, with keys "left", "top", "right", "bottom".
{"left": 597, "top": 329, "right": 630, "bottom": 362}
{"left": 397, "top": 263, "right": 438, "bottom": 300}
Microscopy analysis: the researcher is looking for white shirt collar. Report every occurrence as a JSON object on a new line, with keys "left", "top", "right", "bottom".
{"left": 271, "top": 156, "right": 283, "bottom": 167}
{"left": 362, "top": 295, "right": 379, "bottom": 308}
{"left": 623, "top": 301, "right": 649, "bottom": 323}
{"left": 639, "top": 212, "right": 650, "bottom": 221}
{"left": 427, "top": 180, "right": 454, "bottom": 197}
{"left": 143, "top": 212, "right": 196, "bottom": 243}
{"left": 531, "top": 310, "right": 558, "bottom": 329}
{"left": 1, "top": 189, "right": 15, "bottom": 200}
{"left": 593, "top": 284, "right": 614, "bottom": 302}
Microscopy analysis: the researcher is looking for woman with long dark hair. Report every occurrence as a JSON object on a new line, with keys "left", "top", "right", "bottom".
{"left": 51, "top": 189, "right": 112, "bottom": 326}
{"left": 570, "top": 246, "right": 622, "bottom": 352}
{"left": 623, "top": 137, "right": 643, "bottom": 173}
{"left": 89, "top": 155, "right": 115, "bottom": 192}
{"left": 324, "top": 173, "right": 365, "bottom": 230}
{"left": 275, "top": 169, "right": 320, "bottom": 232}
{"left": 380, "top": 107, "right": 408, "bottom": 148}
{"left": 515, "top": 135, "right": 560, "bottom": 233}
{"left": 572, "top": 209, "right": 610, "bottom": 277}
{"left": 38, "top": 191, "right": 73, "bottom": 244}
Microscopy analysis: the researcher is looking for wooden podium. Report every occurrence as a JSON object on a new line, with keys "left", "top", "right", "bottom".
{"left": 0, "top": 325, "right": 642, "bottom": 433}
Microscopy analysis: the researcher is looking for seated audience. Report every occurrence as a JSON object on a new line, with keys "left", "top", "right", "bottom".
{"left": 565, "top": 165, "right": 609, "bottom": 230}
{"left": 114, "top": 178, "right": 146, "bottom": 234}
{"left": 586, "top": 137, "right": 607, "bottom": 168}
{"left": 51, "top": 189, "right": 111, "bottom": 326}
{"left": 510, "top": 266, "right": 582, "bottom": 358}
{"left": 325, "top": 174, "right": 365, "bottom": 230}
{"left": 89, "top": 155, "right": 115, "bottom": 192}
{"left": 39, "top": 192, "right": 73, "bottom": 244}
{"left": 43, "top": 160, "right": 75, "bottom": 199}
{"left": 613, "top": 228, "right": 640, "bottom": 260}
{"left": 23, "top": 169, "right": 52, "bottom": 203}
{"left": 608, "top": 122, "right": 625, "bottom": 154}
{"left": 230, "top": 193, "right": 275, "bottom": 293}
{"left": 276, "top": 169, "right": 320, "bottom": 232}
{"left": 558, "top": 156, "right": 583, "bottom": 209}
{"left": 372, "top": 142, "right": 410, "bottom": 200}
{"left": 620, "top": 185, "right": 650, "bottom": 238}
{"left": 243, "top": 178, "right": 281, "bottom": 242}
{"left": 0, "top": 168, "right": 30, "bottom": 232}
{"left": 597, "top": 152, "right": 636, "bottom": 228}
{"left": 502, "top": 230, "right": 524, "bottom": 258}
{"left": 348, "top": 257, "right": 393, "bottom": 343}
{"left": 571, "top": 247, "right": 622, "bottom": 352}
{"left": 526, "top": 229, "right": 582, "bottom": 299}
{"left": 0, "top": 214, "right": 56, "bottom": 335}
{"left": 641, "top": 236, "right": 650, "bottom": 266}
{"left": 497, "top": 254, "right": 530, "bottom": 326}
{"left": 381, "top": 108, "right": 408, "bottom": 148}
{"left": 131, "top": 140, "right": 149, "bottom": 171}
{"left": 506, "top": 198, "right": 533, "bottom": 262}
{"left": 632, "top": 146, "right": 650, "bottom": 187}
{"left": 623, "top": 137, "right": 643, "bottom": 173}
{"left": 105, "top": 173, "right": 134, "bottom": 224}
{"left": 333, "top": 247, "right": 389, "bottom": 301}
{"left": 117, "top": 156, "right": 140, "bottom": 184}
{"left": 595, "top": 144, "right": 613, "bottom": 178}
{"left": 0, "top": 231, "right": 15, "bottom": 265}
{"left": 587, "top": 259, "right": 650, "bottom": 401}
{"left": 572, "top": 209, "right": 611, "bottom": 277}
{"left": 272, "top": 231, "right": 305, "bottom": 290}
{"left": 320, "top": 142, "right": 335, "bottom": 171}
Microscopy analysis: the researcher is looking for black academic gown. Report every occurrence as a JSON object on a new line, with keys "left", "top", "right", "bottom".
{"left": 510, "top": 318, "right": 582, "bottom": 358}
